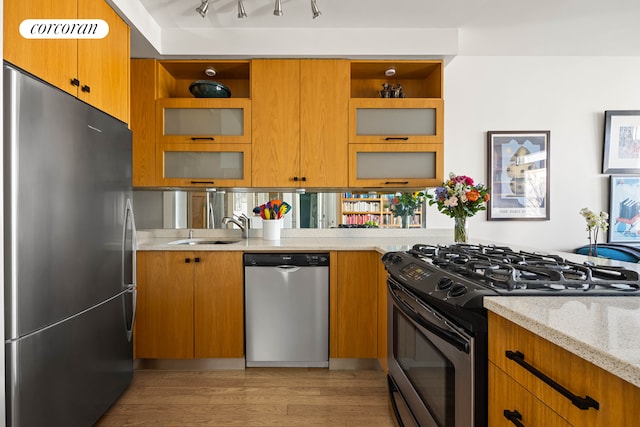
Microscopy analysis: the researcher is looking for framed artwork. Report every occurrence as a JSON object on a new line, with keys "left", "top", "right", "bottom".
{"left": 602, "top": 110, "right": 640, "bottom": 174}
{"left": 487, "top": 131, "right": 550, "bottom": 220}
{"left": 608, "top": 175, "right": 640, "bottom": 243}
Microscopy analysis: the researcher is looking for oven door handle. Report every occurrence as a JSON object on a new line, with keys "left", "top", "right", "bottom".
{"left": 390, "top": 286, "right": 470, "bottom": 353}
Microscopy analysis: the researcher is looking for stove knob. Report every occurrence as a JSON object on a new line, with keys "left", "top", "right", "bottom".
{"left": 448, "top": 283, "right": 468, "bottom": 297}
{"left": 436, "top": 277, "right": 453, "bottom": 290}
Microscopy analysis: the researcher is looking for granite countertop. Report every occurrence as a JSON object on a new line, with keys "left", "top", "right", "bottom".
{"left": 484, "top": 296, "right": 640, "bottom": 388}
{"left": 135, "top": 228, "right": 453, "bottom": 253}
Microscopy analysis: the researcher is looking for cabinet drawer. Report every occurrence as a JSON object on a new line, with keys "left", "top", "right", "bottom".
{"left": 490, "top": 362, "right": 572, "bottom": 427}
{"left": 349, "top": 98, "right": 443, "bottom": 143}
{"left": 348, "top": 143, "right": 443, "bottom": 188}
{"left": 488, "top": 312, "right": 640, "bottom": 427}
{"left": 156, "top": 98, "right": 251, "bottom": 144}
{"left": 157, "top": 143, "right": 252, "bottom": 187}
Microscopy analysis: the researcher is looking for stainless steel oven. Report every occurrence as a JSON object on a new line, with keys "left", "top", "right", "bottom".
{"left": 383, "top": 243, "right": 640, "bottom": 427}
{"left": 387, "top": 276, "right": 487, "bottom": 427}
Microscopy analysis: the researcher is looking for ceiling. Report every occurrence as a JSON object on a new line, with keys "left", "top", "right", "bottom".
{"left": 108, "top": 0, "right": 640, "bottom": 58}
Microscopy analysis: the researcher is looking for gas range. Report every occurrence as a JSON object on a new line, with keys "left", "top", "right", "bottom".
{"left": 382, "top": 243, "right": 640, "bottom": 309}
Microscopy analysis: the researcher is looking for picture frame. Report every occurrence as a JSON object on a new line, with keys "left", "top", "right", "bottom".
{"left": 487, "top": 131, "right": 550, "bottom": 220}
{"left": 602, "top": 110, "right": 640, "bottom": 174}
{"left": 608, "top": 175, "right": 640, "bottom": 243}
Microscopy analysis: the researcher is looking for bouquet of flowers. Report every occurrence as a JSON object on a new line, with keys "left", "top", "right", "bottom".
{"left": 426, "top": 173, "right": 490, "bottom": 218}
{"left": 390, "top": 191, "right": 426, "bottom": 228}
{"left": 390, "top": 191, "right": 426, "bottom": 217}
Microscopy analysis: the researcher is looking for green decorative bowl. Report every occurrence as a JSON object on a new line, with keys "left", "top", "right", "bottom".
{"left": 189, "top": 80, "right": 231, "bottom": 98}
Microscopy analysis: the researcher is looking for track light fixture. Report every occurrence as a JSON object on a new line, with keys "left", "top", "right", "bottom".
{"left": 273, "top": 0, "right": 283, "bottom": 16}
{"left": 195, "top": 0, "right": 209, "bottom": 18}
{"left": 196, "top": 0, "right": 322, "bottom": 20}
{"left": 311, "top": 0, "right": 321, "bottom": 18}
{"left": 237, "top": 0, "right": 248, "bottom": 18}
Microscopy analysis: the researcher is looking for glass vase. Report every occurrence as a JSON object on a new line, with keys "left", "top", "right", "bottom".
{"left": 454, "top": 216, "right": 467, "bottom": 243}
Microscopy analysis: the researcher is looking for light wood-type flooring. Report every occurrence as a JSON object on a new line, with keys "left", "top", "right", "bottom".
{"left": 95, "top": 368, "right": 396, "bottom": 427}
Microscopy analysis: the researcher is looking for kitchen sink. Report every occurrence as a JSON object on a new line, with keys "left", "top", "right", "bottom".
{"left": 168, "top": 238, "right": 242, "bottom": 245}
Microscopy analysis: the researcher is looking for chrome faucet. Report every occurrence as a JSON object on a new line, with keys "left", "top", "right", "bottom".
{"left": 222, "top": 214, "right": 251, "bottom": 239}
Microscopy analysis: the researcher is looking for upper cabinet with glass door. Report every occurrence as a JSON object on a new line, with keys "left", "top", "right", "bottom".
{"left": 131, "top": 60, "right": 252, "bottom": 187}
{"left": 349, "top": 61, "right": 443, "bottom": 144}
{"left": 155, "top": 61, "right": 251, "bottom": 145}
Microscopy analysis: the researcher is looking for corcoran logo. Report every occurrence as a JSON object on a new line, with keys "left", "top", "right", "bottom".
{"left": 19, "top": 19, "right": 109, "bottom": 39}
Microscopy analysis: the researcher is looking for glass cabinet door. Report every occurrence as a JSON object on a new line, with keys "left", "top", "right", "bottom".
{"left": 348, "top": 143, "right": 443, "bottom": 188}
{"left": 157, "top": 99, "right": 251, "bottom": 143}
{"left": 349, "top": 99, "right": 443, "bottom": 143}
{"left": 157, "top": 143, "right": 252, "bottom": 187}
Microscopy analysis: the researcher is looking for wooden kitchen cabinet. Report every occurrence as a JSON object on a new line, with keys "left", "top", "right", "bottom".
{"left": 348, "top": 143, "right": 444, "bottom": 189}
{"left": 488, "top": 311, "right": 640, "bottom": 426}
{"left": 489, "top": 362, "right": 572, "bottom": 427}
{"left": 135, "top": 251, "right": 243, "bottom": 359}
{"left": 349, "top": 98, "right": 444, "bottom": 144}
{"left": 131, "top": 59, "right": 251, "bottom": 187}
{"left": 348, "top": 60, "right": 444, "bottom": 188}
{"left": 156, "top": 142, "right": 251, "bottom": 188}
{"left": 251, "top": 59, "right": 349, "bottom": 188}
{"left": 4, "top": 0, "right": 130, "bottom": 124}
{"left": 331, "top": 251, "right": 379, "bottom": 358}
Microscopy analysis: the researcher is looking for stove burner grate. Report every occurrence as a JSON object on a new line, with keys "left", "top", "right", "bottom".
{"left": 408, "top": 243, "right": 640, "bottom": 293}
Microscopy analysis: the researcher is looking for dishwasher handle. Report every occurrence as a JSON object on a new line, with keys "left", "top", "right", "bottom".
{"left": 275, "top": 265, "right": 302, "bottom": 272}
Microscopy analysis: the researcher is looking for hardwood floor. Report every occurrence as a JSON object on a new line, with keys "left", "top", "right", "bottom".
{"left": 95, "top": 368, "right": 396, "bottom": 426}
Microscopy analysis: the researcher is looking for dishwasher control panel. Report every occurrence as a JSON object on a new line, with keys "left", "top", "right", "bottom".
{"left": 244, "top": 253, "right": 329, "bottom": 267}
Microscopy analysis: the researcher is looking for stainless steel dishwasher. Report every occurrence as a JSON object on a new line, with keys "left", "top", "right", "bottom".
{"left": 244, "top": 253, "right": 329, "bottom": 367}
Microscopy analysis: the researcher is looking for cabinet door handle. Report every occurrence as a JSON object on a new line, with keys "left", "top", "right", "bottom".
{"left": 190, "top": 137, "right": 215, "bottom": 141}
{"left": 384, "top": 181, "right": 409, "bottom": 185}
{"left": 81, "top": 85, "right": 91, "bottom": 93}
{"left": 185, "top": 258, "right": 191, "bottom": 263}
{"left": 70, "top": 78, "right": 80, "bottom": 87}
{"left": 190, "top": 181, "right": 215, "bottom": 185}
{"left": 194, "top": 257, "right": 200, "bottom": 263}
{"left": 505, "top": 350, "right": 599, "bottom": 410}
{"left": 503, "top": 410, "right": 525, "bottom": 427}
{"left": 384, "top": 137, "right": 409, "bottom": 141}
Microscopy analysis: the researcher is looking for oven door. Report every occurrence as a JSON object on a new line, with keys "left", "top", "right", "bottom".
{"left": 387, "top": 278, "right": 475, "bottom": 427}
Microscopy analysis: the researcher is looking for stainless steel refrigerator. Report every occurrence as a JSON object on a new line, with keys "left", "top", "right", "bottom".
{"left": 3, "top": 63, "right": 137, "bottom": 427}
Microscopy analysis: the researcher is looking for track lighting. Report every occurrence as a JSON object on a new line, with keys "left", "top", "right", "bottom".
{"left": 237, "top": 0, "right": 248, "bottom": 18}
{"left": 195, "top": 0, "right": 209, "bottom": 18}
{"left": 311, "top": 0, "right": 321, "bottom": 18}
{"left": 196, "top": 0, "right": 322, "bottom": 20}
{"left": 274, "top": 0, "right": 283, "bottom": 16}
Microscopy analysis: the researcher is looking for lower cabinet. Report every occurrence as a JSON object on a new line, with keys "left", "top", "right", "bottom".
{"left": 488, "top": 311, "right": 640, "bottom": 426}
{"left": 135, "top": 251, "right": 243, "bottom": 359}
{"left": 489, "top": 362, "right": 571, "bottom": 427}
{"left": 331, "top": 251, "right": 379, "bottom": 359}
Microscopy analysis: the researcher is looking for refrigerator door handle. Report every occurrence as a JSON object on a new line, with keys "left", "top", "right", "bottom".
{"left": 122, "top": 198, "right": 138, "bottom": 341}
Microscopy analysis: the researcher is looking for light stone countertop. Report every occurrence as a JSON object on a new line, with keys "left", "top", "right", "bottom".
{"left": 135, "top": 228, "right": 454, "bottom": 253}
{"left": 484, "top": 296, "right": 640, "bottom": 388}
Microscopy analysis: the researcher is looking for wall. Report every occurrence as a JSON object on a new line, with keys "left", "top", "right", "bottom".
{"left": 430, "top": 56, "right": 640, "bottom": 252}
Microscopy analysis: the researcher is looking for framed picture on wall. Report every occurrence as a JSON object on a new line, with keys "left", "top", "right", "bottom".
{"left": 602, "top": 110, "right": 640, "bottom": 174}
{"left": 487, "top": 130, "right": 550, "bottom": 220}
{"left": 608, "top": 175, "right": 640, "bottom": 243}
